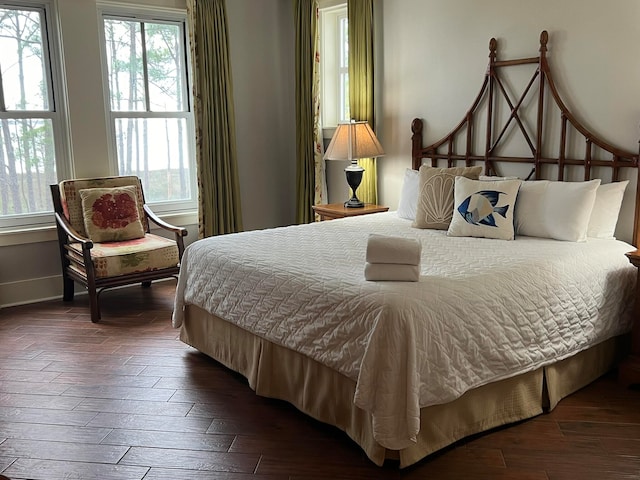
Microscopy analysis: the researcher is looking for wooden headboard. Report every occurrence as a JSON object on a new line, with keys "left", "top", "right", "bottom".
{"left": 411, "top": 30, "right": 640, "bottom": 246}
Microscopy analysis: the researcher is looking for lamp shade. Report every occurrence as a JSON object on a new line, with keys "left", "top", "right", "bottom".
{"left": 324, "top": 121, "right": 385, "bottom": 161}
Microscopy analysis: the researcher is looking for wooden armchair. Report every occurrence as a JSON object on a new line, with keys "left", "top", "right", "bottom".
{"left": 50, "top": 175, "right": 188, "bottom": 322}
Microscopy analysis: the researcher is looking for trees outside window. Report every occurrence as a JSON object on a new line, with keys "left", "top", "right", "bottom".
{"left": 0, "top": 4, "right": 196, "bottom": 229}
{"left": 0, "top": 4, "right": 67, "bottom": 225}
{"left": 102, "top": 14, "right": 195, "bottom": 207}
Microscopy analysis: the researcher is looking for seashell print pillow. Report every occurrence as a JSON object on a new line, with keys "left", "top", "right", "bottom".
{"left": 447, "top": 176, "right": 522, "bottom": 240}
{"left": 412, "top": 165, "right": 483, "bottom": 229}
{"left": 79, "top": 186, "right": 145, "bottom": 243}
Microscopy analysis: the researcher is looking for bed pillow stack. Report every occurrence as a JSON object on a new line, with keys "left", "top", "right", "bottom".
{"left": 401, "top": 166, "right": 629, "bottom": 242}
{"left": 364, "top": 234, "right": 422, "bottom": 281}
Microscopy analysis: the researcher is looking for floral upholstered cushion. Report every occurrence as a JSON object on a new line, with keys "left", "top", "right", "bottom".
{"left": 79, "top": 186, "right": 145, "bottom": 242}
{"left": 67, "top": 234, "right": 179, "bottom": 278}
{"left": 59, "top": 176, "right": 147, "bottom": 237}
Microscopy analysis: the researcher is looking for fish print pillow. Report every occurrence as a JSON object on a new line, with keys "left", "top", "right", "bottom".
{"left": 447, "top": 176, "right": 522, "bottom": 240}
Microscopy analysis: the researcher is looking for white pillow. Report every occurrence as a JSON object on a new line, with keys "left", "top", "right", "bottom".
{"left": 479, "top": 175, "right": 520, "bottom": 181}
{"left": 515, "top": 179, "right": 601, "bottom": 242}
{"left": 587, "top": 180, "right": 629, "bottom": 239}
{"left": 447, "top": 176, "right": 522, "bottom": 240}
{"left": 396, "top": 168, "right": 419, "bottom": 220}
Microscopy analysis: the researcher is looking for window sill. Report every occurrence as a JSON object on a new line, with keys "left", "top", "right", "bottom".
{"left": 0, "top": 225, "right": 58, "bottom": 247}
{"left": 0, "top": 210, "right": 198, "bottom": 247}
{"left": 323, "top": 126, "right": 336, "bottom": 141}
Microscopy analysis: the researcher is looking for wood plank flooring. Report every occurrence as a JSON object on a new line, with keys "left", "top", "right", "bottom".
{"left": 0, "top": 281, "right": 639, "bottom": 479}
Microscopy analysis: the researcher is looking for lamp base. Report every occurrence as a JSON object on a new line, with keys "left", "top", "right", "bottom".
{"left": 344, "top": 164, "right": 365, "bottom": 209}
{"left": 344, "top": 197, "right": 365, "bottom": 208}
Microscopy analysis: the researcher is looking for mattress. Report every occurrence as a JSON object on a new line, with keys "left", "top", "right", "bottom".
{"left": 172, "top": 212, "right": 636, "bottom": 450}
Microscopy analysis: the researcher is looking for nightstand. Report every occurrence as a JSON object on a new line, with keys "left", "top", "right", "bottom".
{"left": 312, "top": 203, "right": 389, "bottom": 221}
{"left": 620, "top": 249, "right": 640, "bottom": 387}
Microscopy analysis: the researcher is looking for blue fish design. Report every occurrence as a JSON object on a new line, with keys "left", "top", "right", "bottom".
{"left": 457, "top": 190, "right": 509, "bottom": 227}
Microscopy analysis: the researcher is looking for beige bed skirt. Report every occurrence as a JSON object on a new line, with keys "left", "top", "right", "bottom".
{"left": 180, "top": 304, "right": 624, "bottom": 468}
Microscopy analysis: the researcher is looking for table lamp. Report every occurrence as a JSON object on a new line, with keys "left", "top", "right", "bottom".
{"left": 324, "top": 120, "right": 385, "bottom": 208}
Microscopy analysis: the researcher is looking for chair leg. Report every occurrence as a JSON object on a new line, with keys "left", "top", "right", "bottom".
{"left": 62, "top": 275, "right": 74, "bottom": 301}
{"left": 141, "top": 281, "right": 152, "bottom": 288}
{"left": 88, "top": 284, "right": 100, "bottom": 323}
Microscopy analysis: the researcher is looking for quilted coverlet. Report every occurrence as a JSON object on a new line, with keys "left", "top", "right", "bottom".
{"left": 173, "top": 212, "right": 636, "bottom": 450}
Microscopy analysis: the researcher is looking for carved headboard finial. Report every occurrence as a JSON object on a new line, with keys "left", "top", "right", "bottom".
{"left": 539, "top": 30, "right": 549, "bottom": 54}
{"left": 489, "top": 37, "right": 497, "bottom": 61}
{"left": 411, "top": 118, "right": 423, "bottom": 135}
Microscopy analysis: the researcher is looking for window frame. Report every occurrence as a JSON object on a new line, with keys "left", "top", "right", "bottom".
{"left": 98, "top": 5, "right": 197, "bottom": 215}
{"left": 0, "top": 0, "right": 71, "bottom": 231}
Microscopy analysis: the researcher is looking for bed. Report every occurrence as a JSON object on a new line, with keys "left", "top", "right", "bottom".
{"left": 172, "top": 31, "right": 640, "bottom": 467}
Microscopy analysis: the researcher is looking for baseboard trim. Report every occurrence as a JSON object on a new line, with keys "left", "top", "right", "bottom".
{"left": 0, "top": 276, "right": 177, "bottom": 309}
{"left": 0, "top": 275, "right": 66, "bottom": 309}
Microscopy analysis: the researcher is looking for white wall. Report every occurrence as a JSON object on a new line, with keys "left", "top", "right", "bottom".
{"left": 376, "top": 0, "right": 640, "bottom": 244}
{"left": 0, "top": 0, "right": 296, "bottom": 307}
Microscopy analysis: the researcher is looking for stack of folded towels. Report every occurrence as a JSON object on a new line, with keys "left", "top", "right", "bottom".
{"left": 364, "top": 234, "right": 422, "bottom": 282}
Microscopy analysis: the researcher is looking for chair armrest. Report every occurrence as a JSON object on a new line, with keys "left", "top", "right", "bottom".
{"left": 54, "top": 212, "right": 93, "bottom": 249}
{"left": 143, "top": 204, "right": 188, "bottom": 237}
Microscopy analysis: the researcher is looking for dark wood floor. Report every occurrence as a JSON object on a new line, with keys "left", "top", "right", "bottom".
{"left": 0, "top": 282, "right": 639, "bottom": 480}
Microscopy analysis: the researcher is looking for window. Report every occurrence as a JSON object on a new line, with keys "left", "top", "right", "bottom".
{"left": 319, "top": 3, "right": 349, "bottom": 134}
{"left": 0, "top": 2, "right": 69, "bottom": 228}
{"left": 101, "top": 12, "right": 195, "bottom": 211}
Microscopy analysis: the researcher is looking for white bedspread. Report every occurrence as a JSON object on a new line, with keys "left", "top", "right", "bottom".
{"left": 173, "top": 212, "right": 636, "bottom": 450}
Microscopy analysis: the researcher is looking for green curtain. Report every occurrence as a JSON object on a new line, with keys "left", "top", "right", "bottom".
{"left": 187, "top": 0, "right": 243, "bottom": 238}
{"left": 348, "top": 0, "right": 377, "bottom": 204}
{"left": 294, "top": 0, "right": 319, "bottom": 224}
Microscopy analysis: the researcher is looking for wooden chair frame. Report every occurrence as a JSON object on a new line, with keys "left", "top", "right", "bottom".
{"left": 51, "top": 182, "right": 188, "bottom": 322}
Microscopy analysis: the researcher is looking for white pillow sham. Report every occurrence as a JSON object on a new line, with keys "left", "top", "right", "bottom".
{"left": 515, "top": 179, "right": 601, "bottom": 242}
{"left": 396, "top": 168, "right": 419, "bottom": 220}
{"left": 587, "top": 180, "right": 629, "bottom": 239}
{"left": 478, "top": 175, "right": 520, "bottom": 181}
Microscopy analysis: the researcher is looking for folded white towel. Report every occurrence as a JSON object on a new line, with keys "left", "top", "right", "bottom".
{"left": 364, "top": 262, "right": 420, "bottom": 282}
{"left": 365, "top": 234, "right": 422, "bottom": 265}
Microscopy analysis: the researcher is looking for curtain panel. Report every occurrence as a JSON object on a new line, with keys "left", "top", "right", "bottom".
{"left": 348, "top": 0, "right": 377, "bottom": 204}
{"left": 294, "top": 0, "right": 323, "bottom": 224}
{"left": 187, "top": 0, "right": 243, "bottom": 237}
